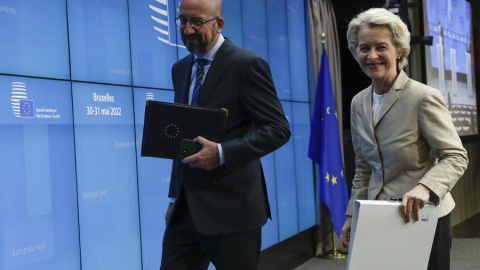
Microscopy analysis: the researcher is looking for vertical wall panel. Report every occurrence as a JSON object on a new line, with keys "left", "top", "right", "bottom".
{"left": 292, "top": 102, "right": 316, "bottom": 230}
{"left": 275, "top": 101, "right": 299, "bottom": 240}
{"left": 134, "top": 89, "right": 174, "bottom": 270}
{"left": 266, "top": 0, "right": 292, "bottom": 100}
{"left": 0, "top": 1, "right": 70, "bottom": 79}
{"left": 129, "top": 0, "right": 179, "bottom": 89}
{"left": 287, "top": 0, "right": 309, "bottom": 102}
{"left": 0, "top": 76, "right": 80, "bottom": 270}
{"left": 242, "top": 0, "right": 269, "bottom": 60}
{"left": 72, "top": 83, "right": 141, "bottom": 270}
{"left": 68, "top": 0, "right": 132, "bottom": 85}
{"left": 222, "top": 0, "right": 243, "bottom": 46}
{"left": 261, "top": 153, "right": 280, "bottom": 249}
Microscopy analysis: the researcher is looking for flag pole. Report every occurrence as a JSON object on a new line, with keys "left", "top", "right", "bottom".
{"left": 320, "top": 33, "right": 326, "bottom": 51}
{"left": 316, "top": 33, "right": 347, "bottom": 260}
{"left": 318, "top": 222, "right": 347, "bottom": 259}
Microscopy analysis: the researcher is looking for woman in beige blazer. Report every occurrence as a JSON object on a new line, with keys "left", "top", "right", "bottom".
{"left": 341, "top": 8, "right": 468, "bottom": 270}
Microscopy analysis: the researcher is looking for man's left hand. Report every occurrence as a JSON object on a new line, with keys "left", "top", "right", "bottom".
{"left": 182, "top": 136, "right": 220, "bottom": 170}
{"left": 401, "top": 184, "right": 431, "bottom": 223}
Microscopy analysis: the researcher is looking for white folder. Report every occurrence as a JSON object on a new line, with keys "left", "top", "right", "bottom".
{"left": 346, "top": 200, "right": 439, "bottom": 270}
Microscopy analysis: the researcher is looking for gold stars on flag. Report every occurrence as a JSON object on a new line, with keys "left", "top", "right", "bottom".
{"left": 325, "top": 171, "right": 342, "bottom": 186}
{"left": 326, "top": 107, "right": 339, "bottom": 119}
{"left": 331, "top": 175, "right": 337, "bottom": 185}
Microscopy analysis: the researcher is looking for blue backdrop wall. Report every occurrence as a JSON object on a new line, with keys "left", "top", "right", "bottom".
{"left": 0, "top": 0, "right": 316, "bottom": 269}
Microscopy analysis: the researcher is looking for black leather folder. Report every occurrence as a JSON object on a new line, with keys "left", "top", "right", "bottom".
{"left": 141, "top": 100, "right": 228, "bottom": 159}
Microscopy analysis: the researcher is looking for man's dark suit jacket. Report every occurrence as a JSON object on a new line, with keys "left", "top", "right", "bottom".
{"left": 169, "top": 38, "right": 291, "bottom": 235}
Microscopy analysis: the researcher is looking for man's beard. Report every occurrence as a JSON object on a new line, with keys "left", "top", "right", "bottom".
{"left": 181, "top": 33, "right": 210, "bottom": 54}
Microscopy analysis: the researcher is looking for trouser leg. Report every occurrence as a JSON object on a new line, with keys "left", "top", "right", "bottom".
{"left": 160, "top": 192, "right": 208, "bottom": 270}
{"left": 428, "top": 213, "right": 451, "bottom": 270}
{"left": 197, "top": 227, "right": 262, "bottom": 270}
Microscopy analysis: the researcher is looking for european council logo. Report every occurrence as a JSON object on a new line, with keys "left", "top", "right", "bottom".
{"left": 146, "top": 92, "right": 155, "bottom": 100}
{"left": 11, "top": 82, "right": 35, "bottom": 118}
{"left": 149, "top": 0, "right": 185, "bottom": 48}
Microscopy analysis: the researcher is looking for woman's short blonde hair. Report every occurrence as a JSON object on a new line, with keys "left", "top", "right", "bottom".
{"left": 347, "top": 8, "right": 411, "bottom": 69}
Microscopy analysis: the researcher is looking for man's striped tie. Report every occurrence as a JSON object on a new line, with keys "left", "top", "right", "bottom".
{"left": 191, "top": 58, "right": 211, "bottom": 106}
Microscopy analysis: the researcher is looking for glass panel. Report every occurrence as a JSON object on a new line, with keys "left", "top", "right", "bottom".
{"left": 0, "top": 75, "right": 80, "bottom": 270}
{"left": 0, "top": 1, "right": 70, "bottom": 79}
{"left": 68, "top": 0, "right": 132, "bottom": 85}
{"left": 72, "top": 82, "right": 141, "bottom": 270}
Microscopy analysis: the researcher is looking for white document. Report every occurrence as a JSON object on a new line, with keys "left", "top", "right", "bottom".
{"left": 346, "top": 200, "right": 439, "bottom": 270}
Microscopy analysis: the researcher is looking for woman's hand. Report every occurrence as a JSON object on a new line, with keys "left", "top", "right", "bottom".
{"left": 341, "top": 217, "right": 353, "bottom": 247}
{"left": 401, "top": 184, "right": 431, "bottom": 223}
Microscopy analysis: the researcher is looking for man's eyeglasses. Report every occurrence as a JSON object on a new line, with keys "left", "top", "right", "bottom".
{"left": 175, "top": 16, "right": 217, "bottom": 30}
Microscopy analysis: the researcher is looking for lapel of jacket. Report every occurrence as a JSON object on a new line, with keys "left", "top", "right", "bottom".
{"left": 195, "top": 38, "right": 234, "bottom": 106}
{"left": 373, "top": 70, "right": 408, "bottom": 128}
{"left": 179, "top": 55, "right": 195, "bottom": 104}
{"left": 363, "top": 85, "right": 376, "bottom": 138}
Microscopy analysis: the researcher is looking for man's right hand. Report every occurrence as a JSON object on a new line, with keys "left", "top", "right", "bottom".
{"left": 341, "top": 217, "right": 352, "bottom": 247}
{"left": 165, "top": 202, "right": 175, "bottom": 225}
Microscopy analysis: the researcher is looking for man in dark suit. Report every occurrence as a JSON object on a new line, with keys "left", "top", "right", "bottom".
{"left": 160, "top": 0, "right": 290, "bottom": 269}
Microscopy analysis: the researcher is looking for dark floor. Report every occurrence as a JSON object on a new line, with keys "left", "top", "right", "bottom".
{"left": 294, "top": 238, "right": 480, "bottom": 270}
{"left": 259, "top": 212, "right": 480, "bottom": 270}
{"left": 259, "top": 228, "right": 317, "bottom": 270}
{"left": 452, "top": 212, "right": 480, "bottom": 238}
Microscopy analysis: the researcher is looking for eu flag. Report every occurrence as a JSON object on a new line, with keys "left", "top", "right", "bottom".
{"left": 20, "top": 99, "right": 35, "bottom": 118}
{"left": 308, "top": 49, "right": 349, "bottom": 237}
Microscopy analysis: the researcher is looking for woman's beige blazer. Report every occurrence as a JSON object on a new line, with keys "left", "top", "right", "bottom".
{"left": 346, "top": 70, "right": 468, "bottom": 217}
